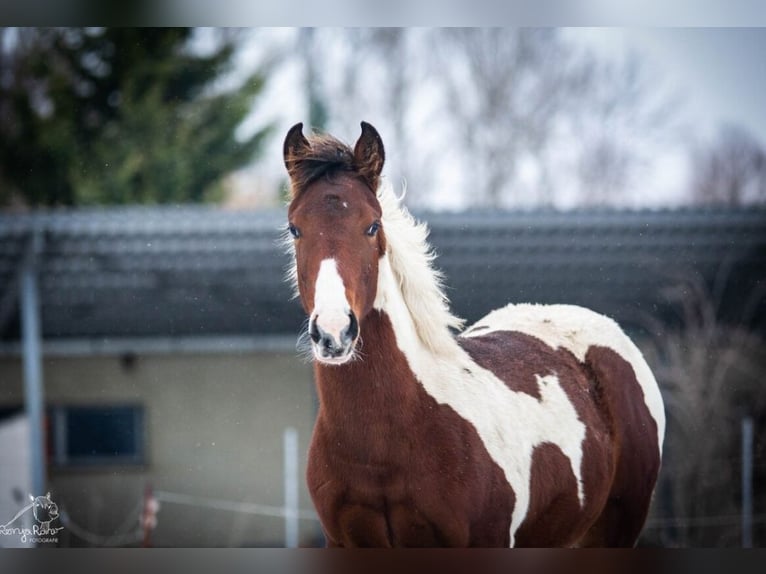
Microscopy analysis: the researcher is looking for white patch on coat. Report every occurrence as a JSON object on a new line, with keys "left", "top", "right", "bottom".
{"left": 313, "top": 259, "right": 351, "bottom": 340}
{"left": 374, "top": 187, "right": 588, "bottom": 546}
{"left": 461, "top": 303, "right": 665, "bottom": 455}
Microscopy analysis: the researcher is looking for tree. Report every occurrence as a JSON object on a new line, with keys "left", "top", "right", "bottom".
{"left": 293, "top": 28, "right": 420, "bottom": 203}
{"left": 638, "top": 271, "right": 765, "bottom": 546}
{"left": 430, "top": 29, "right": 685, "bottom": 209}
{"left": 0, "top": 28, "right": 272, "bottom": 207}
{"left": 571, "top": 52, "right": 681, "bottom": 207}
{"left": 431, "top": 28, "right": 589, "bottom": 207}
{"left": 293, "top": 28, "right": 682, "bottom": 210}
{"left": 689, "top": 124, "right": 766, "bottom": 206}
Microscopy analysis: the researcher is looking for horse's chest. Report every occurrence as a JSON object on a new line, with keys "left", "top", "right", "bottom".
{"left": 307, "top": 423, "right": 443, "bottom": 507}
{"left": 307, "top": 410, "right": 512, "bottom": 547}
{"left": 307, "top": 456, "right": 470, "bottom": 547}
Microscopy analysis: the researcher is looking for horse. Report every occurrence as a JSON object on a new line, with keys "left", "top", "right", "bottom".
{"left": 282, "top": 121, "right": 665, "bottom": 547}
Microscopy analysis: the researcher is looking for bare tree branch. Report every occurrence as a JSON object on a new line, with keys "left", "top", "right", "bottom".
{"left": 690, "top": 124, "right": 766, "bottom": 206}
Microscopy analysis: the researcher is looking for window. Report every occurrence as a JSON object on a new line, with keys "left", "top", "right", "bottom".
{"left": 48, "top": 405, "right": 145, "bottom": 467}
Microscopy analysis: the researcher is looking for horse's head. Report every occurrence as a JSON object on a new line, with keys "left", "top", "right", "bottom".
{"left": 284, "top": 121, "right": 387, "bottom": 365}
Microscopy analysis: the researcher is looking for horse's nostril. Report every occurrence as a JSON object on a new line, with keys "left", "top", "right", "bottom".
{"left": 310, "top": 315, "right": 356, "bottom": 359}
{"left": 309, "top": 319, "right": 321, "bottom": 344}
{"left": 346, "top": 312, "right": 359, "bottom": 341}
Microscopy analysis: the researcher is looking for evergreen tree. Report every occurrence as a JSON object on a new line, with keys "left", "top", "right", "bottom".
{"left": 0, "top": 28, "right": 271, "bottom": 206}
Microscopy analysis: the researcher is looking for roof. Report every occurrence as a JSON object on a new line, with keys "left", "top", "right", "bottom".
{"left": 1, "top": 205, "right": 765, "bottom": 345}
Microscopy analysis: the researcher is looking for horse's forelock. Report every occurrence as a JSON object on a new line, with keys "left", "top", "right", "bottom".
{"left": 287, "top": 134, "right": 361, "bottom": 198}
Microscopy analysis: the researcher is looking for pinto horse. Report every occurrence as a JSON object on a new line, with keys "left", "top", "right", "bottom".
{"left": 283, "top": 121, "right": 665, "bottom": 547}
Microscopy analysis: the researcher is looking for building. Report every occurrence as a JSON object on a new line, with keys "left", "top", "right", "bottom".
{"left": 1, "top": 205, "right": 764, "bottom": 546}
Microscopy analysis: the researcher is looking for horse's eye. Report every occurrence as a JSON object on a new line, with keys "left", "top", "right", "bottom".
{"left": 288, "top": 224, "right": 301, "bottom": 239}
{"left": 366, "top": 221, "right": 381, "bottom": 237}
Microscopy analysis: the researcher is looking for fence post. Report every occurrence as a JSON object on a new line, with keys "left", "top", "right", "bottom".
{"left": 21, "top": 230, "right": 45, "bottom": 499}
{"left": 742, "top": 416, "right": 753, "bottom": 548}
{"left": 283, "top": 427, "right": 299, "bottom": 548}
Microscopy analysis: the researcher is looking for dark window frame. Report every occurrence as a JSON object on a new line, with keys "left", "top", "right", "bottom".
{"left": 48, "top": 404, "right": 146, "bottom": 468}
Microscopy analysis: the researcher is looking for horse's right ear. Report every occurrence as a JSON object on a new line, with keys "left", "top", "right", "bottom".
{"left": 283, "top": 122, "right": 310, "bottom": 178}
{"left": 353, "top": 121, "right": 385, "bottom": 192}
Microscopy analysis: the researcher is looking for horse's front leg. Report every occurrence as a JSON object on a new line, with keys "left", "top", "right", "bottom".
{"left": 333, "top": 504, "right": 392, "bottom": 548}
{"left": 324, "top": 536, "right": 343, "bottom": 548}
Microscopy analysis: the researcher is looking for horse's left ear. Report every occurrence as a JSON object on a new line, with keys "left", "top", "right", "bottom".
{"left": 283, "top": 122, "right": 310, "bottom": 180}
{"left": 353, "top": 121, "right": 385, "bottom": 192}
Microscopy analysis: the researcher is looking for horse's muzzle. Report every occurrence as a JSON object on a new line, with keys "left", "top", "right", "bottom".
{"left": 309, "top": 311, "right": 359, "bottom": 364}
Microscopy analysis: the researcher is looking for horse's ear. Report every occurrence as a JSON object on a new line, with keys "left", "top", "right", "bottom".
{"left": 283, "top": 122, "right": 310, "bottom": 179}
{"left": 353, "top": 121, "right": 385, "bottom": 192}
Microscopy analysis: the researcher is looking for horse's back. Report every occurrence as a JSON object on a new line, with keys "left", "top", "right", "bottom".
{"left": 461, "top": 303, "right": 664, "bottom": 448}
{"left": 460, "top": 303, "right": 665, "bottom": 546}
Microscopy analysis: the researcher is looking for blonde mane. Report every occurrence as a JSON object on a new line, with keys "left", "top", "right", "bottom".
{"left": 281, "top": 228, "right": 300, "bottom": 301}
{"left": 377, "top": 181, "right": 465, "bottom": 355}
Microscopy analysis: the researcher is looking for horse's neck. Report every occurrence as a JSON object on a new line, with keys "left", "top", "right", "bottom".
{"left": 314, "top": 309, "right": 422, "bottom": 423}
{"left": 313, "top": 254, "right": 460, "bottom": 441}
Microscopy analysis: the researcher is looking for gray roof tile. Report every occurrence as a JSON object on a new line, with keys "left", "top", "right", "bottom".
{"left": 1, "top": 206, "right": 764, "bottom": 340}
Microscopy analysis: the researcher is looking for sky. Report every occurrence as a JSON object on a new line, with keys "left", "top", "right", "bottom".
{"left": 570, "top": 28, "right": 766, "bottom": 146}
{"left": 227, "top": 28, "right": 766, "bottom": 210}
{"left": 568, "top": 28, "right": 766, "bottom": 208}
{"left": 239, "top": 28, "right": 766, "bottom": 145}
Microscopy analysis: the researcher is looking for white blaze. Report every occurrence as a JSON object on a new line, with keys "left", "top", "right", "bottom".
{"left": 313, "top": 259, "right": 351, "bottom": 341}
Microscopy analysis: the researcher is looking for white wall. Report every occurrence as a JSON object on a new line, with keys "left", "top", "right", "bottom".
{"left": 0, "top": 414, "right": 33, "bottom": 548}
{"left": 0, "top": 351, "right": 322, "bottom": 547}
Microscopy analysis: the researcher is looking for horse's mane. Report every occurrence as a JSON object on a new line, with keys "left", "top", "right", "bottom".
{"left": 377, "top": 182, "right": 465, "bottom": 355}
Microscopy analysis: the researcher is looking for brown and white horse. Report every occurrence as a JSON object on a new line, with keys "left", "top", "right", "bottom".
{"left": 283, "top": 121, "right": 665, "bottom": 547}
